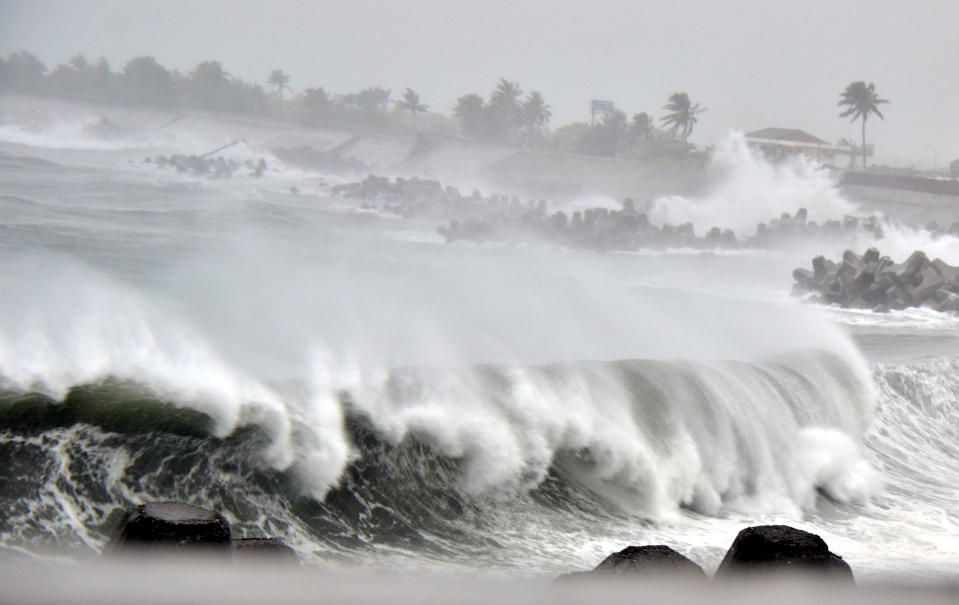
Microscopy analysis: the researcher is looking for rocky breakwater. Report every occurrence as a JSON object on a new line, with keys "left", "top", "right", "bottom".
{"left": 333, "top": 174, "right": 530, "bottom": 221}
{"left": 326, "top": 172, "right": 893, "bottom": 252}
{"left": 751, "top": 210, "right": 883, "bottom": 247}
{"left": 441, "top": 203, "right": 886, "bottom": 252}
{"left": 441, "top": 198, "right": 738, "bottom": 251}
{"left": 148, "top": 154, "right": 268, "bottom": 178}
{"left": 793, "top": 248, "right": 959, "bottom": 313}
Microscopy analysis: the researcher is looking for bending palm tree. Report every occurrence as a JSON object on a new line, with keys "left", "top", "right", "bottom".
{"left": 838, "top": 81, "right": 889, "bottom": 169}
{"left": 267, "top": 69, "right": 291, "bottom": 102}
{"left": 520, "top": 91, "right": 551, "bottom": 144}
{"left": 490, "top": 78, "right": 523, "bottom": 140}
{"left": 660, "top": 92, "right": 705, "bottom": 149}
{"left": 394, "top": 88, "right": 429, "bottom": 131}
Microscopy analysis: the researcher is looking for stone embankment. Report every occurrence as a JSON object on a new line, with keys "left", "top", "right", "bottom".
{"left": 793, "top": 248, "right": 959, "bottom": 313}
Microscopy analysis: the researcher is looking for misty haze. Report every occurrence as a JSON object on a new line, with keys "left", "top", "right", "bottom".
{"left": 0, "top": 1, "right": 957, "bottom": 603}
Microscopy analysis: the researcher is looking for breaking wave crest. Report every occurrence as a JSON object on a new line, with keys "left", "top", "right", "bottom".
{"left": 0, "top": 347, "right": 880, "bottom": 561}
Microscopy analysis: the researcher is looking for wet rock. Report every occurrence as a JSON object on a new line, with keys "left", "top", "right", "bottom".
{"left": 713, "top": 525, "right": 853, "bottom": 582}
{"left": 105, "top": 502, "right": 231, "bottom": 554}
{"left": 903, "top": 250, "right": 930, "bottom": 279}
{"left": 557, "top": 545, "right": 707, "bottom": 584}
{"left": 841, "top": 249, "right": 862, "bottom": 268}
{"left": 593, "top": 545, "right": 708, "bottom": 581}
{"left": 811, "top": 255, "right": 832, "bottom": 282}
{"left": 152, "top": 154, "right": 246, "bottom": 178}
{"left": 233, "top": 538, "right": 299, "bottom": 565}
{"left": 862, "top": 247, "right": 880, "bottom": 264}
{"left": 931, "top": 258, "right": 959, "bottom": 283}
{"left": 914, "top": 267, "right": 945, "bottom": 304}
{"left": 792, "top": 268, "right": 814, "bottom": 290}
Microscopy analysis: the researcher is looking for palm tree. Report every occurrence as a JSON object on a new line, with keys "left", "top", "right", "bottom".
{"left": 453, "top": 93, "right": 486, "bottom": 138}
{"left": 838, "top": 81, "right": 889, "bottom": 168}
{"left": 300, "top": 87, "right": 329, "bottom": 108}
{"left": 4, "top": 50, "right": 46, "bottom": 92}
{"left": 520, "top": 91, "right": 551, "bottom": 145}
{"left": 489, "top": 78, "right": 523, "bottom": 140}
{"left": 189, "top": 61, "right": 228, "bottom": 109}
{"left": 356, "top": 86, "right": 391, "bottom": 112}
{"left": 68, "top": 54, "right": 89, "bottom": 74}
{"left": 491, "top": 78, "right": 522, "bottom": 106}
{"left": 298, "top": 87, "right": 329, "bottom": 122}
{"left": 267, "top": 69, "right": 291, "bottom": 102}
{"left": 629, "top": 112, "right": 655, "bottom": 143}
{"left": 394, "top": 88, "right": 429, "bottom": 130}
{"left": 121, "top": 56, "right": 175, "bottom": 106}
{"left": 660, "top": 92, "right": 705, "bottom": 149}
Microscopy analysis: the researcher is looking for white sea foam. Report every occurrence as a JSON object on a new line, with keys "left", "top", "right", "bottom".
{"left": 3, "top": 115, "right": 958, "bottom": 580}
{"left": 649, "top": 133, "right": 858, "bottom": 235}
{"left": 0, "top": 118, "right": 141, "bottom": 151}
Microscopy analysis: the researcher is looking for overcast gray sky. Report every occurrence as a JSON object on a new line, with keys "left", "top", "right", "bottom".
{"left": 1, "top": 0, "right": 956, "bottom": 166}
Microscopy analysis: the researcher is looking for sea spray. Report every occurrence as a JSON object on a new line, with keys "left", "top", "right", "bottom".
{"left": 2, "top": 117, "right": 955, "bottom": 579}
{"left": 335, "top": 351, "right": 877, "bottom": 518}
{"left": 649, "top": 133, "right": 857, "bottom": 234}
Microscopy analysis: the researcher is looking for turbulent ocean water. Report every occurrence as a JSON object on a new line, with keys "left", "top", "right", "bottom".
{"left": 1, "top": 108, "right": 958, "bottom": 583}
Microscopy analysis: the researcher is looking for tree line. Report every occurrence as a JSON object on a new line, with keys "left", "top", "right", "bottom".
{"left": 0, "top": 51, "right": 893, "bottom": 167}
{"left": 0, "top": 50, "right": 707, "bottom": 161}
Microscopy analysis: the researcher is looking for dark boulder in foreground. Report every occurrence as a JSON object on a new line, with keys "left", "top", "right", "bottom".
{"left": 105, "top": 502, "right": 300, "bottom": 564}
{"left": 232, "top": 538, "right": 299, "bottom": 565}
{"left": 594, "top": 545, "right": 709, "bottom": 581}
{"left": 106, "top": 502, "right": 231, "bottom": 554}
{"left": 713, "top": 525, "right": 853, "bottom": 582}
{"left": 558, "top": 545, "right": 707, "bottom": 583}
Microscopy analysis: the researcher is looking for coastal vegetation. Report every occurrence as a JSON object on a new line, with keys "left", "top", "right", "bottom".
{"left": 838, "top": 81, "right": 889, "bottom": 168}
{"left": 266, "top": 68, "right": 291, "bottom": 103}
{"left": 0, "top": 50, "right": 706, "bottom": 161}
{"left": 393, "top": 88, "right": 429, "bottom": 131}
{"left": 660, "top": 92, "right": 706, "bottom": 151}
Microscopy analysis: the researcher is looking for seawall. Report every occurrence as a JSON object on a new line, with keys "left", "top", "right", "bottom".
{"left": 839, "top": 171, "right": 959, "bottom": 228}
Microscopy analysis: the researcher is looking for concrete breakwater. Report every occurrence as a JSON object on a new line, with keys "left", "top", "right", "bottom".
{"left": 793, "top": 248, "right": 959, "bottom": 313}
{"left": 148, "top": 154, "right": 268, "bottom": 178}
{"left": 331, "top": 175, "right": 887, "bottom": 250}
{"left": 438, "top": 205, "right": 886, "bottom": 251}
